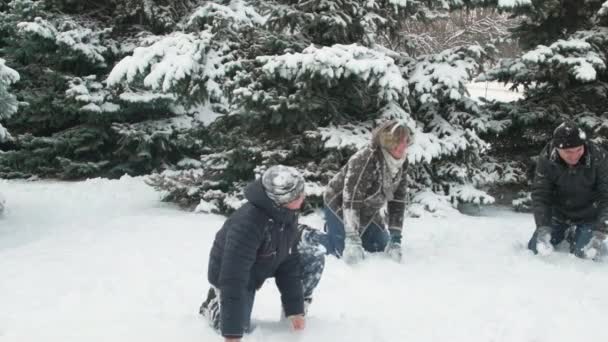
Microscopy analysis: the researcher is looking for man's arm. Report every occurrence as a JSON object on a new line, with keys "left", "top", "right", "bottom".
{"left": 218, "top": 219, "right": 263, "bottom": 338}
{"left": 595, "top": 155, "right": 608, "bottom": 232}
{"left": 531, "top": 155, "right": 554, "bottom": 228}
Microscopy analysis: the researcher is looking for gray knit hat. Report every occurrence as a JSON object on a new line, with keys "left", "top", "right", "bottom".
{"left": 261, "top": 165, "right": 305, "bottom": 205}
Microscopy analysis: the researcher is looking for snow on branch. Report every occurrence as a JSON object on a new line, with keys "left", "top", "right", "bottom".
{"left": 17, "top": 16, "right": 56, "bottom": 39}
{"left": 449, "top": 183, "right": 495, "bottom": 205}
{"left": 409, "top": 45, "right": 488, "bottom": 104}
{"left": 184, "top": 0, "right": 265, "bottom": 30}
{"left": 106, "top": 31, "right": 224, "bottom": 103}
{"left": 484, "top": 30, "right": 608, "bottom": 89}
{"left": 408, "top": 190, "right": 459, "bottom": 217}
{"left": 497, "top": 0, "right": 532, "bottom": 8}
{"left": 600, "top": 1, "right": 608, "bottom": 16}
{"left": 17, "top": 17, "right": 111, "bottom": 67}
{"left": 522, "top": 38, "right": 605, "bottom": 82}
{"left": 446, "top": 0, "right": 530, "bottom": 10}
{"left": 0, "top": 59, "right": 20, "bottom": 96}
{"left": 0, "top": 58, "right": 20, "bottom": 142}
{"left": 257, "top": 44, "right": 409, "bottom": 103}
{"left": 315, "top": 122, "right": 374, "bottom": 150}
{"left": 0, "top": 125, "right": 9, "bottom": 142}
{"left": 56, "top": 25, "right": 111, "bottom": 67}
{"left": 66, "top": 76, "right": 120, "bottom": 114}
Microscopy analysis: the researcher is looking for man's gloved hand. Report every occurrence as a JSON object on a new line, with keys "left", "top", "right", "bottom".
{"left": 342, "top": 231, "right": 365, "bottom": 264}
{"left": 385, "top": 228, "right": 402, "bottom": 262}
{"left": 535, "top": 225, "right": 554, "bottom": 256}
{"left": 583, "top": 230, "right": 607, "bottom": 260}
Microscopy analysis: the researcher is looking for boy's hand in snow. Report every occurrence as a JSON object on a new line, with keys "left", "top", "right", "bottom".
{"left": 225, "top": 338, "right": 240, "bottom": 342}
{"left": 343, "top": 232, "right": 365, "bottom": 264}
{"left": 288, "top": 314, "right": 306, "bottom": 331}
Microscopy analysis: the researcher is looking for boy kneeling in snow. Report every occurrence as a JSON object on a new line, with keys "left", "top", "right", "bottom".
{"left": 529, "top": 121, "right": 608, "bottom": 260}
{"left": 200, "top": 165, "right": 325, "bottom": 341}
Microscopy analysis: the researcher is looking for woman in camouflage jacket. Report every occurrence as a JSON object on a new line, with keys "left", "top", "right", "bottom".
{"left": 323, "top": 120, "right": 411, "bottom": 264}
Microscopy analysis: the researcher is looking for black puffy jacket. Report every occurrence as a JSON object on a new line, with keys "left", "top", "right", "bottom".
{"left": 532, "top": 141, "right": 608, "bottom": 232}
{"left": 207, "top": 180, "right": 304, "bottom": 337}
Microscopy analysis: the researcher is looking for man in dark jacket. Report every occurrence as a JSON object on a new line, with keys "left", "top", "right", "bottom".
{"left": 199, "top": 165, "right": 325, "bottom": 341}
{"left": 529, "top": 121, "right": 608, "bottom": 259}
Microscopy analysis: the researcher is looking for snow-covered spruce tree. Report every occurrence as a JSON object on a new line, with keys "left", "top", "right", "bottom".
{"left": 0, "top": 55, "right": 19, "bottom": 215}
{"left": 405, "top": 43, "right": 527, "bottom": 214}
{"left": 140, "top": 0, "right": 517, "bottom": 215}
{"left": 468, "top": 0, "right": 608, "bottom": 208}
{"left": 0, "top": 0, "right": 201, "bottom": 179}
{"left": 44, "top": 0, "right": 197, "bottom": 34}
{"left": 0, "top": 58, "right": 20, "bottom": 144}
{"left": 387, "top": 6, "right": 520, "bottom": 58}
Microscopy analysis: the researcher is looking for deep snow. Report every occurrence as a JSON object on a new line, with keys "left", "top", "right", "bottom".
{"left": 1, "top": 177, "right": 607, "bottom": 342}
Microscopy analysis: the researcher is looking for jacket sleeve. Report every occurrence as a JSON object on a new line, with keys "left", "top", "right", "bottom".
{"left": 218, "top": 219, "right": 263, "bottom": 338}
{"left": 274, "top": 247, "right": 304, "bottom": 317}
{"left": 388, "top": 163, "right": 408, "bottom": 232}
{"left": 342, "top": 149, "right": 374, "bottom": 234}
{"left": 595, "top": 155, "right": 608, "bottom": 233}
{"left": 531, "top": 155, "right": 554, "bottom": 228}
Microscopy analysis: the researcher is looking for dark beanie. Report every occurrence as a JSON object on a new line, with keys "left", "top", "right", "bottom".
{"left": 261, "top": 165, "right": 305, "bottom": 205}
{"left": 552, "top": 121, "right": 587, "bottom": 149}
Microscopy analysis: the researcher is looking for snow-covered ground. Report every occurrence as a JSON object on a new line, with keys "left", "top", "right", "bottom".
{"left": 1, "top": 177, "right": 608, "bottom": 342}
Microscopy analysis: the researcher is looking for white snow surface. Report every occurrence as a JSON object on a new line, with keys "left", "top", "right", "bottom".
{"left": 1, "top": 177, "right": 608, "bottom": 341}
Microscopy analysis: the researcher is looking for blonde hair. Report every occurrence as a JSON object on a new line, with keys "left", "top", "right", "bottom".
{"left": 373, "top": 120, "right": 412, "bottom": 150}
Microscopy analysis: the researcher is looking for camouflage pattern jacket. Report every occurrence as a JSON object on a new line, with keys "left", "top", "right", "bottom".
{"left": 323, "top": 143, "right": 408, "bottom": 236}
